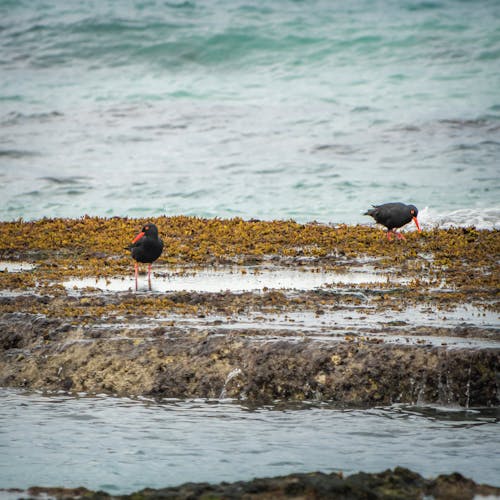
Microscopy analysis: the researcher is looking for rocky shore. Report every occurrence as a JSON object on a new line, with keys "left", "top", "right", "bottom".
{"left": 1, "top": 310, "right": 498, "bottom": 405}
{"left": 1, "top": 217, "right": 499, "bottom": 499}
{"left": 0, "top": 217, "right": 498, "bottom": 405}
{"left": 4, "top": 467, "right": 500, "bottom": 499}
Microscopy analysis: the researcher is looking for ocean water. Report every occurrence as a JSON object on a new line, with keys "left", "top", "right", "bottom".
{"left": 0, "top": 390, "right": 499, "bottom": 494}
{"left": 1, "top": 0, "right": 500, "bottom": 226}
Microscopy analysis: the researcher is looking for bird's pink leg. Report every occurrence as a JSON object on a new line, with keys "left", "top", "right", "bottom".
{"left": 386, "top": 230, "right": 393, "bottom": 241}
{"left": 395, "top": 231, "right": 406, "bottom": 240}
{"left": 147, "top": 264, "right": 152, "bottom": 291}
{"left": 134, "top": 262, "right": 139, "bottom": 291}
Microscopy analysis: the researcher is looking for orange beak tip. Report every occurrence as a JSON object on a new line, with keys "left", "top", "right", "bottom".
{"left": 132, "top": 231, "right": 145, "bottom": 244}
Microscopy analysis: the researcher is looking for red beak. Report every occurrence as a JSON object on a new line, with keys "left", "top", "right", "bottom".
{"left": 132, "top": 231, "right": 145, "bottom": 244}
{"left": 413, "top": 217, "right": 421, "bottom": 232}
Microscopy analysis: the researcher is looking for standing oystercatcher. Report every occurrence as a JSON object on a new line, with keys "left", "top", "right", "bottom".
{"left": 364, "top": 203, "right": 422, "bottom": 240}
{"left": 127, "top": 223, "right": 163, "bottom": 290}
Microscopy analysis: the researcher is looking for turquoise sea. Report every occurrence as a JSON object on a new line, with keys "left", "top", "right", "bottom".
{"left": 0, "top": 0, "right": 499, "bottom": 227}
{"left": 1, "top": 3, "right": 500, "bottom": 495}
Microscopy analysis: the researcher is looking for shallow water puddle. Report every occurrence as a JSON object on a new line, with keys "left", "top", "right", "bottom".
{"left": 281, "top": 304, "right": 500, "bottom": 330}
{"left": 0, "top": 261, "right": 36, "bottom": 272}
{"left": 92, "top": 304, "right": 499, "bottom": 349}
{"left": 64, "top": 266, "right": 398, "bottom": 293}
{"left": 245, "top": 333, "right": 500, "bottom": 349}
{"left": 194, "top": 304, "right": 499, "bottom": 333}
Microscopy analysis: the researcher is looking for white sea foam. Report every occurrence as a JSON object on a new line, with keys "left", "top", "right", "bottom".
{"left": 418, "top": 207, "right": 500, "bottom": 230}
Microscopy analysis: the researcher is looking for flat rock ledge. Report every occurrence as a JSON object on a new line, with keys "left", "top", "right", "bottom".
{"left": 1, "top": 313, "right": 498, "bottom": 406}
{"left": 1, "top": 219, "right": 499, "bottom": 406}
{"left": 3, "top": 468, "right": 500, "bottom": 499}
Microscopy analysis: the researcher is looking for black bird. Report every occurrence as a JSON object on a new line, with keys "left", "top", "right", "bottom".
{"left": 364, "top": 202, "right": 422, "bottom": 240}
{"left": 127, "top": 223, "right": 164, "bottom": 290}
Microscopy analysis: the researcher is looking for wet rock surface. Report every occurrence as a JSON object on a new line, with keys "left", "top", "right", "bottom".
{"left": 0, "top": 312, "right": 498, "bottom": 405}
{"left": 4, "top": 468, "right": 500, "bottom": 499}
{"left": 0, "top": 217, "right": 498, "bottom": 405}
{"left": 1, "top": 218, "right": 499, "bottom": 498}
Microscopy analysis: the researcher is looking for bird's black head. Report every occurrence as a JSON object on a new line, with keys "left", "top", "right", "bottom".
{"left": 142, "top": 223, "right": 159, "bottom": 237}
{"left": 408, "top": 205, "right": 418, "bottom": 217}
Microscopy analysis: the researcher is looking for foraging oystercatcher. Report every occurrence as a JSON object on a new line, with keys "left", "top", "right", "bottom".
{"left": 364, "top": 202, "right": 422, "bottom": 240}
{"left": 127, "top": 223, "right": 163, "bottom": 290}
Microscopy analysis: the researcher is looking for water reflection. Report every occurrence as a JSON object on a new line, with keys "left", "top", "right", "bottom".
{"left": 63, "top": 266, "right": 398, "bottom": 293}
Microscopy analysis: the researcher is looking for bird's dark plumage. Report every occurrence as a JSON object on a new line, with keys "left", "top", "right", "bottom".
{"left": 127, "top": 223, "right": 163, "bottom": 289}
{"left": 364, "top": 202, "right": 421, "bottom": 240}
{"left": 129, "top": 223, "right": 164, "bottom": 263}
